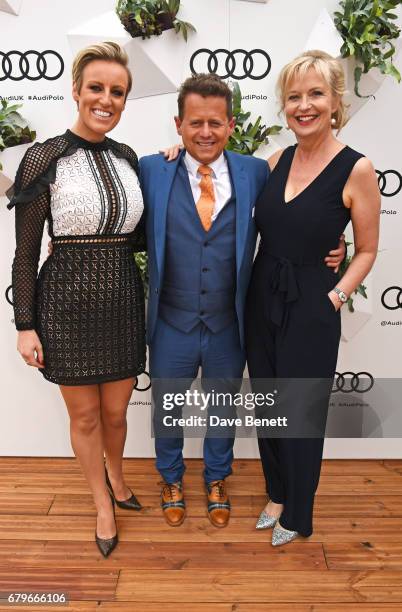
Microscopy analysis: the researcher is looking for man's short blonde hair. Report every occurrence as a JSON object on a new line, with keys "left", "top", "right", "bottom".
{"left": 277, "top": 49, "right": 348, "bottom": 131}
{"left": 72, "top": 41, "right": 132, "bottom": 97}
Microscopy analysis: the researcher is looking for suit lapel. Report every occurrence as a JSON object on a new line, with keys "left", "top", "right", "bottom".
{"left": 154, "top": 151, "right": 184, "bottom": 279}
{"left": 225, "top": 151, "right": 250, "bottom": 276}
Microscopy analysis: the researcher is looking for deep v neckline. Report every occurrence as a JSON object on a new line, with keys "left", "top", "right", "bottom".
{"left": 283, "top": 145, "right": 348, "bottom": 205}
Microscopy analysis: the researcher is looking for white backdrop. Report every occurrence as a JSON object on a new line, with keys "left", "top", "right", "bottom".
{"left": 1, "top": 0, "right": 401, "bottom": 457}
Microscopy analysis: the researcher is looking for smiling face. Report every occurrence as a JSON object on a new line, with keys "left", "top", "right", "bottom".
{"left": 284, "top": 67, "right": 339, "bottom": 140}
{"left": 72, "top": 59, "right": 129, "bottom": 141}
{"left": 174, "top": 93, "right": 235, "bottom": 165}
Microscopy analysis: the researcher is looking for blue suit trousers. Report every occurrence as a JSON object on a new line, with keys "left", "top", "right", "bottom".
{"left": 150, "top": 317, "right": 246, "bottom": 484}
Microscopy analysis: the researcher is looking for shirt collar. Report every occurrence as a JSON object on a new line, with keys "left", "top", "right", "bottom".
{"left": 184, "top": 150, "right": 227, "bottom": 179}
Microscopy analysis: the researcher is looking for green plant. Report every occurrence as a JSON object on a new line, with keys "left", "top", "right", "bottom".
{"left": 226, "top": 83, "right": 282, "bottom": 156}
{"left": 334, "top": 0, "right": 402, "bottom": 97}
{"left": 134, "top": 251, "right": 149, "bottom": 297}
{"left": 0, "top": 100, "right": 36, "bottom": 170}
{"left": 339, "top": 241, "right": 368, "bottom": 312}
{"left": 116, "top": 0, "right": 196, "bottom": 41}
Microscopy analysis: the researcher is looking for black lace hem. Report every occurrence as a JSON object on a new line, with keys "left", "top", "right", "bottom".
{"left": 39, "top": 365, "right": 146, "bottom": 386}
{"left": 7, "top": 130, "right": 139, "bottom": 209}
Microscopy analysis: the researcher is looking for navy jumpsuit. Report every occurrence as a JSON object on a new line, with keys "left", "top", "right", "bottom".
{"left": 245, "top": 144, "right": 364, "bottom": 536}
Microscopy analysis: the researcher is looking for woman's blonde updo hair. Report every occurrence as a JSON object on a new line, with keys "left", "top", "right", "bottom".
{"left": 276, "top": 49, "right": 348, "bottom": 132}
{"left": 72, "top": 41, "right": 132, "bottom": 98}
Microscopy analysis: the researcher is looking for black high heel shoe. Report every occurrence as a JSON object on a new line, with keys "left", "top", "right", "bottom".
{"left": 95, "top": 493, "right": 118, "bottom": 558}
{"left": 105, "top": 466, "right": 142, "bottom": 511}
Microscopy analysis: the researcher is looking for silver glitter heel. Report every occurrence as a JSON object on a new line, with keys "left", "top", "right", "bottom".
{"left": 271, "top": 522, "right": 298, "bottom": 546}
{"left": 255, "top": 510, "right": 278, "bottom": 529}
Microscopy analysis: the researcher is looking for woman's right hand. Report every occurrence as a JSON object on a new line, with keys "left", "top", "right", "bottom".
{"left": 17, "top": 330, "right": 45, "bottom": 368}
{"left": 159, "top": 144, "right": 183, "bottom": 161}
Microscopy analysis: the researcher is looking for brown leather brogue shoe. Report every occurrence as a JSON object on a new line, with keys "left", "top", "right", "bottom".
{"left": 206, "top": 479, "right": 230, "bottom": 528}
{"left": 160, "top": 481, "right": 186, "bottom": 527}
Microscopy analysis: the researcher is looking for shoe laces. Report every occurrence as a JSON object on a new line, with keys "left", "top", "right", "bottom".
{"left": 160, "top": 481, "right": 181, "bottom": 501}
{"left": 210, "top": 480, "right": 226, "bottom": 499}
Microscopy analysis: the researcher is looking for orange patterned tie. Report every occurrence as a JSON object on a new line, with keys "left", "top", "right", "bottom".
{"left": 196, "top": 165, "right": 215, "bottom": 231}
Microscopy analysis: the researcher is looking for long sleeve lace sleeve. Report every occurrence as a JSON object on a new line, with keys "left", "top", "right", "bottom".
{"left": 9, "top": 148, "right": 51, "bottom": 330}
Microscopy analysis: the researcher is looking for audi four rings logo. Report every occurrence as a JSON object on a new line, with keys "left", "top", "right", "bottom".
{"left": 5, "top": 285, "right": 13, "bottom": 306}
{"left": 0, "top": 50, "right": 64, "bottom": 81}
{"left": 332, "top": 372, "right": 374, "bottom": 394}
{"left": 190, "top": 48, "right": 271, "bottom": 80}
{"left": 381, "top": 287, "right": 402, "bottom": 310}
{"left": 134, "top": 371, "right": 151, "bottom": 392}
{"left": 376, "top": 169, "right": 402, "bottom": 198}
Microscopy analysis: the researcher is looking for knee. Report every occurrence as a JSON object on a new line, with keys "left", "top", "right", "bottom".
{"left": 102, "top": 405, "right": 127, "bottom": 430}
{"left": 70, "top": 405, "right": 100, "bottom": 436}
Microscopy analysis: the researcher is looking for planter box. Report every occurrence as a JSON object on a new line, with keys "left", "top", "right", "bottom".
{"left": 0, "top": 0, "right": 22, "bottom": 16}
{"left": 340, "top": 274, "right": 373, "bottom": 342}
{"left": 304, "top": 8, "right": 401, "bottom": 118}
{"left": 67, "top": 10, "right": 188, "bottom": 100}
{"left": 0, "top": 142, "right": 31, "bottom": 197}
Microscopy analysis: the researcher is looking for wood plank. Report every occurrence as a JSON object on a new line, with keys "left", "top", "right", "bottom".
{"left": 0, "top": 540, "right": 326, "bottom": 570}
{"left": 1, "top": 604, "right": 398, "bottom": 612}
{"left": 3, "top": 515, "right": 402, "bottom": 543}
{"left": 48, "top": 493, "right": 402, "bottom": 518}
{"left": 116, "top": 569, "right": 402, "bottom": 602}
{"left": 98, "top": 605, "right": 402, "bottom": 612}
{"left": 325, "top": 542, "right": 402, "bottom": 570}
{"left": 0, "top": 457, "right": 393, "bottom": 476}
{"left": 0, "top": 568, "right": 118, "bottom": 600}
{"left": 0, "top": 605, "right": 97, "bottom": 612}
{"left": 0, "top": 493, "right": 53, "bottom": 515}
{"left": 0, "top": 604, "right": 399, "bottom": 612}
{"left": 48, "top": 494, "right": 267, "bottom": 517}
{"left": 2, "top": 472, "right": 402, "bottom": 496}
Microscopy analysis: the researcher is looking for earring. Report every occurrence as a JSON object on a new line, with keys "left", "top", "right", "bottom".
{"left": 331, "top": 116, "right": 336, "bottom": 125}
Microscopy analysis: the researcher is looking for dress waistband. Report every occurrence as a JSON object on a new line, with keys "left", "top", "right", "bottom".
{"left": 258, "top": 247, "right": 324, "bottom": 267}
{"left": 52, "top": 234, "right": 132, "bottom": 246}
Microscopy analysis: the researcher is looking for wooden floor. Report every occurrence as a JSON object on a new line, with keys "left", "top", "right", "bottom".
{"left": 1, "top": 458, "right": 402, "bottom": 611}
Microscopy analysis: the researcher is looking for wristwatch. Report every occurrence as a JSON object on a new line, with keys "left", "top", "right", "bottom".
{"left": 332, "top": 287, "right": 348, "bottom": 303}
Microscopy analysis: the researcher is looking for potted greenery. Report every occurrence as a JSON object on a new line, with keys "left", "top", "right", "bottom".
{"left": 0, "top": 100, "right": 36, "bottom": 172}
{"left": 134, "top": 251, "right": 149, "bottom": 297}
{"left": 226, "top": 82, "right": 282, "bottom": 155}
{"left": 116, "top": 0, "right": 196, "bottom": 41}
{"left": 334, "top": 0, "right": 401, "bottom": 97}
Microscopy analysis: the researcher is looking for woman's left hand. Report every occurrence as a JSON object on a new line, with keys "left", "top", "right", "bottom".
{"left": 159, "top": 144, "right": 183, "bottom": 161}
{"left": 328, "top": 291, "right": 341, "bottom": 311}
{"left": 325, "top": 234, "right": 345, "bottom": 273}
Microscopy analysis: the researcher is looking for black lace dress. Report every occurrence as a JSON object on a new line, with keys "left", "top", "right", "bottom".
{"left": 8, "top": 129, "right": 146, "bottom": 385}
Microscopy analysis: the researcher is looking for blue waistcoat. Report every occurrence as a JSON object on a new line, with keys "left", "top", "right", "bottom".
{"left": 158, "top": 162, "right": 237, "bottom": 333}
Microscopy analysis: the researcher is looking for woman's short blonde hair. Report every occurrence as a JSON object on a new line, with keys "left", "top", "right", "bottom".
{"left": 277, "top": 49, "right": 348, "bottom": 131}
{"left": 72, "top": 41, "right": 132, "bottom": 97}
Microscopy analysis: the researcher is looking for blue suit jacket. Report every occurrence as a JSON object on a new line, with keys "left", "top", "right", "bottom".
{"left": 139, "top": 150, "right": 269, "bottom": 348}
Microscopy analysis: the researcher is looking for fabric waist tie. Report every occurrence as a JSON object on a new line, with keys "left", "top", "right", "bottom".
{"left": 258, "top": 247, "right": 325, "bottom": 329}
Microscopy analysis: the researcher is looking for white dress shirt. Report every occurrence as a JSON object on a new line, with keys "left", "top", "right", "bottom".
{"left": 183, "top": 151, "right": 232, "bottom": 222}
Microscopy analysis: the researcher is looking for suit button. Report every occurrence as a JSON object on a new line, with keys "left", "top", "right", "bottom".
{"left": 202, "top": 268, "right": 209, "bottom": 272}
{"left": 204, "top": 241, "right": 209, "bottom": 247}
{"left": 200, "top": 310, "right": 205, "bottom": 315}
{"left": 201, "top": 290, "right": 206, "bottom": 295}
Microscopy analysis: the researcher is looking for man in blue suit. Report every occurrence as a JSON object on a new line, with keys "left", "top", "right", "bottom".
{"left": 139, "top": 74, "right": 342, "bottom": 528}
{"left": 139, "top": 73, "right": 268, "bottom": 528}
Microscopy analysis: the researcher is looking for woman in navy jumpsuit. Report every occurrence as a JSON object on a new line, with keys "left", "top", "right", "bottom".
{"left": 246, "top": 50, "right": 380, "bottom": 545}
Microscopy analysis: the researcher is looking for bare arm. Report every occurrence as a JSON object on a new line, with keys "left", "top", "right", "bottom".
{"left": 329, "top": 157, "right": 381, "bottom": 307}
